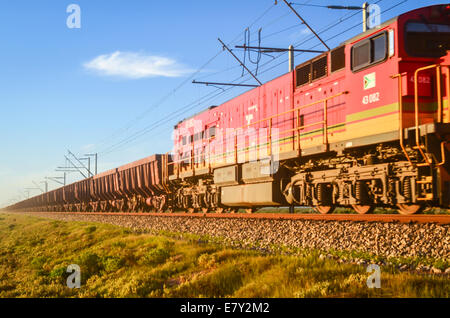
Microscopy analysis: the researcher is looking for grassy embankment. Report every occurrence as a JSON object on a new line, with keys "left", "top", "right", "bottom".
{"left": 0, "top": 213, "right": 448, "bottom": 297}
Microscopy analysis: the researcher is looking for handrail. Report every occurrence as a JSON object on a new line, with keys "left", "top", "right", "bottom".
{"left": 391, "top": 72, "right": 412, "bottom": 165}
{"left": 445, "top": 65, "right": 450, "bottom": 123}
{"left": 414, "top": 64, "right": 437, "bottom": 166}
{"left": 436, "top": 141, "right": 447, "bottom": 167}
{"left": 391, "top": 63, "right": 449, "bottom": 167}
{"left": 414, "top": 64, "right": 450, "bottom": 166}
{"left": 168, "top": 90, "right": 349, "bottom": 172}
{"left": 162, "top": 153, "right": 170, "bottom": 193}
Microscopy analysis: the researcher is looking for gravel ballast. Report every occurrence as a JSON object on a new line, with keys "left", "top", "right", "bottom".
{"left": 15, "top": 212, "right": 449, "bottom": 261}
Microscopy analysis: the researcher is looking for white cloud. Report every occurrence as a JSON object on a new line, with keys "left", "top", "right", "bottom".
{"left": 80, "top": 143, "right": 95, "bottom": 152}
{"left": 83, "top": 51, "right": 193, "bottom": 79}
{"left": 300, "top": 28, "right": 311, "bottom": 35}
{"left": 289, "top": 28, "right": 312, "bottom": 41}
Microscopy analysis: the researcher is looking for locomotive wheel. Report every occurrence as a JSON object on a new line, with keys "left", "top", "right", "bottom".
{"left": 397, "top": 204, "right": 424, "bottom": 215}
{"left": 314, "top": 205, "right": 335, "bottom": 214}
{"left": 351, "top": 204, "right": 375, "bottom": 214}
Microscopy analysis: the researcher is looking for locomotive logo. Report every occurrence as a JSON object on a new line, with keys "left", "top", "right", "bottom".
{"left": 364, "top": 72, "right": 376, "bottom": 90}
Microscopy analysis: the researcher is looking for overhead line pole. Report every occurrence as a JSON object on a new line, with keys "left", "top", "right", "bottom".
{"left": 18, "top": 190, "right": 28, "bottom": 200}
{"left": 218, "top": 38, "right": 263, "bottom": 86}
{"left": 64, "top": 155, "right": 87, "bottom": 178}
{"left": 57, "top": 166, "right": 84, "bottom": 169}
{"left": 32, "top": 181, "right": 44, "bottom": 193}
{"left": 282, "top": 0, "right": 330, "bottom": 51}
{"left": 84, "top": 153, "right": 98, "bottom": 175}
{"left": 235, "top": 45, "right": 325, "bottom": 54}
{"left": 24, "top": 188, "right": 41, "bottom": 197}
{"left": 67, "top": 150, "right": 92, "bottom": 177}
{"left": 46, "top": 176, "right": 65, "bottom": 186}
{"left": 192, "top": 80, "right": 259, "bottom": 88}
{"left": 40, "top": 181, "right": 48, "bottom": 193}
{"left": 79, "top": 157, "right": 91, "bottom": 177}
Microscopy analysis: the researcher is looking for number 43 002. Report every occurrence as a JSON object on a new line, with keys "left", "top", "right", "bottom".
{"left": 362, "top": 92, "right": 380, "bottom": 104}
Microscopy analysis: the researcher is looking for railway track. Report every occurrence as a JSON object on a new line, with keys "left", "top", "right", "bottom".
{"left": 7, "top": 211, "right": 450, "bottom": 225}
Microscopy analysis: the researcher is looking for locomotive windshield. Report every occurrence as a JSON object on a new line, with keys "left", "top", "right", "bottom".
{"left": 405, "top": 21, "right": 450, "bottom": 57}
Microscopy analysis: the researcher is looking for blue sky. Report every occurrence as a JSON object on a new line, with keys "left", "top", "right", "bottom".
{"left": 0, "top": 0, "right": 443, "bottom": 206}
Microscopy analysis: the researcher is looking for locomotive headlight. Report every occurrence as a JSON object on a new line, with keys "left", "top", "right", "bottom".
{"left": 388, "top": 29, "right": 395, "bottom": 57}
{"left": 432, "top": 4, "right": 450, "bottom": 19}
{"left": 441, "top": 4, "right": 450, "bottom": 18}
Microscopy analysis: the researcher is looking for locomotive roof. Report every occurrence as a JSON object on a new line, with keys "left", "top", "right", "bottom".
{"left": 175, "top": 71, "right": 292, "bottom": 128}
{"left": 342, "top": 16, "right": 397, "bottom": 46}
{"left": 175, "top": 105, "right": 218, "bottom": 128}
{"left": 343, "top": 4, "right": 449, "bottom": 45}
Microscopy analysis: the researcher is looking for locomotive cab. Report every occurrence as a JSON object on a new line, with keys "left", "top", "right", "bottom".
{"left": 397, "top": 4, "right": 450, "bottom": 124}
{"left": 394, "top": 4, "right": 450, "bottom": 208}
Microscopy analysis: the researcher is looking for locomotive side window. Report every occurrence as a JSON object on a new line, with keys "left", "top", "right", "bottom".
{"left": 296, "top": 63, "right": 311, "bottom": 87}
{"left": 372, "top": 34, "right": 387, "bottom": 62}
{"left": 330, "top": 46, "right": 345, "bottom": 72}
{"left": 194, "top": 131, "right": 203, "bottom": 142}
{"left": 296, "top": 54, "right": 328, "bottom": 87}
{"left": 352, "top": 42, "right": 370, "bottom": 71}
{"left": 405, "top": 22, "right": 450, "bottom": 57}
{"left": 351, "top": 32, "right": 387, "bottom": 72}
{"left": 209, "top": 126, "right": 216, "bottom": 138}
{"left": 312, "top": 55, "right": 327, "bottom": 80}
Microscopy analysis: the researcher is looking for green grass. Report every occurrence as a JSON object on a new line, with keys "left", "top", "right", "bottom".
{"left": 0, "top": 213, "right": 448, "bottom": 298}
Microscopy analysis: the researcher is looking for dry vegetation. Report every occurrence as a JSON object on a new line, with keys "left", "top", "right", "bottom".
{"left": 0, "top": 213, "right": 448, "bottom": 298}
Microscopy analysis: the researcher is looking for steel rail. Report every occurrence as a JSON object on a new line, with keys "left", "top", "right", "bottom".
{"left": 6, "top": 211, "right": 450, "bottom": 225}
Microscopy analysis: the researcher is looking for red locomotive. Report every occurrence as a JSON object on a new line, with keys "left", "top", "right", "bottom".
{"left": 7, "top": 4, "right": 450, "bottom": 215}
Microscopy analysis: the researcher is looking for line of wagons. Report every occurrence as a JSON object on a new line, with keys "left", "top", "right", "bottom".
{"left": 9, "top": 154, "right": 171, "bottom": 212}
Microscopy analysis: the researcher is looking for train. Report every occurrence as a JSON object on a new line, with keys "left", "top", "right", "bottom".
{"left": 5, "top": 4, "right": 450, "bottom": 215}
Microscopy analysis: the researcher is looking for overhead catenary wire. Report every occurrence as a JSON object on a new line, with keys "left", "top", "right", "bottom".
{"left": 96, "top": 0, "right": 406, "bottom": 158}
{"left": 97, "top": 0, "right": 392, "bottom": 157}
{"left": 100, "top": 86, "right": 236, "bottom": 156}
{"left": 242, "top": 27, "right": 262, "bottom": 76}
{"left": 93, "top": 3, "right": 278, "bottom": 155}
{"left": 99, "top": 2, "right": 310, "bottom": 154}
{"left": 291, "top": 2, "right": 363, "bottom": 10}
{"left": 240, "top": 0, "right": 388, "bottom": 77}
{"left": 9, "top": 0, "right": 411, "bottom": 206}
{"left": 92, "top": 2, "right": 278, "bottom": 152}
{"left": 245, "top": 0, "right": 404, "bottom": 79}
